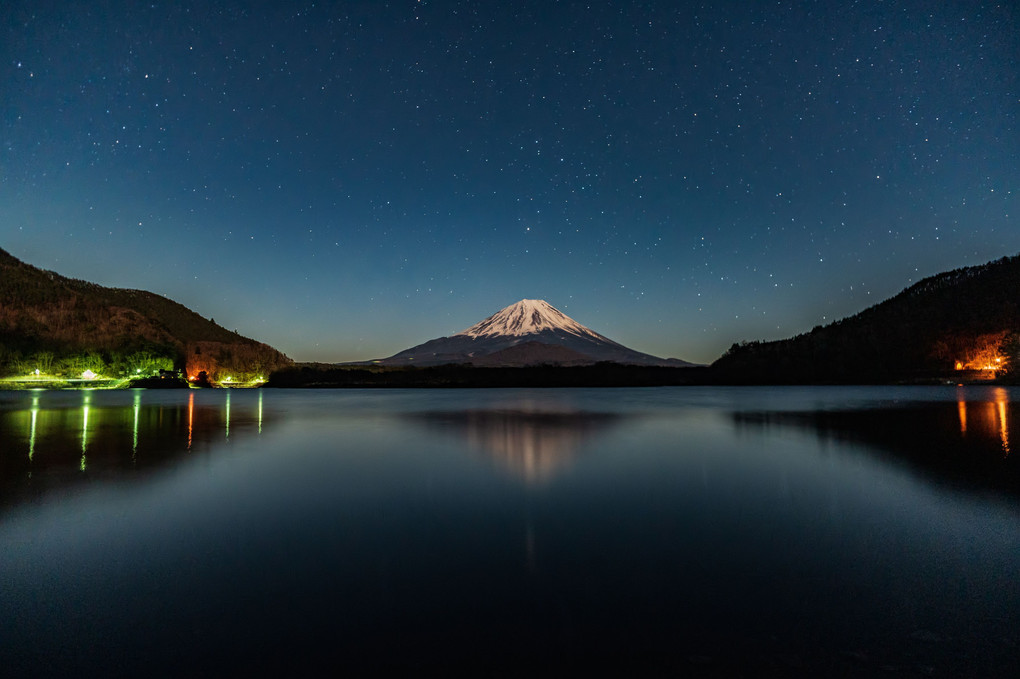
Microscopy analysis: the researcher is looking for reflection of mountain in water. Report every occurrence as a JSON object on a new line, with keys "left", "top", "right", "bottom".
{"left": 735, "top": 387, "right": 1019, "bottom": 496}
{"left": 0, "top": 390, "right": 269, "bottom": 510}
{"left": 411, "top": 409, "right": 621, "bottom": 483}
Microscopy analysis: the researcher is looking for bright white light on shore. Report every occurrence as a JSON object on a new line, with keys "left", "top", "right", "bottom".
{"left": 82, "top": 369, "right": 97, "bottom": 380}
{"left": 34, "top": 369, "right": 40, "bottom": 375}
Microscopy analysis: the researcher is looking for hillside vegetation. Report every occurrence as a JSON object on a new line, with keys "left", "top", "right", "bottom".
{"left": 713, "top": 254, "right": 1020, "bottom": 383}
{"left": 0, "top": 248, "right": 291, "bottom": 381}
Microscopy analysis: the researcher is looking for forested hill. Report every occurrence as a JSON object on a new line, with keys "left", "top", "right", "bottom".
{"left": 712, "top": 254, "right": 1020, "bottom": 383}
{"left": 0, "top": 248, "right": 291, "bottom": 381}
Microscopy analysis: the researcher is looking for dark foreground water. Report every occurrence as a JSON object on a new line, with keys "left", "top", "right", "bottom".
{"left": 1, "top": 386, "right": 1018, "bottom": 676}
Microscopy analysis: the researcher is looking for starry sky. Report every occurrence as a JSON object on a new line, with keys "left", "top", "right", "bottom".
{"left": 2, "top": 1, "right": 1017, "bottom": 364}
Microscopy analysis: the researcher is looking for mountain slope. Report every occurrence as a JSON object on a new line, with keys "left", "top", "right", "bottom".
{"left": 378, "top": 299, "right": 696, "bottom": 367}
{"left": 0, "top": 247, "right": 291, "bottom": 380}
{"left": 712, "top": 254, "right": 1020, "bottom": 382}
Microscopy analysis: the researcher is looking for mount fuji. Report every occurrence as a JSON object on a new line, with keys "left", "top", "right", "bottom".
{"left": 377, "top": 299, "right": 696, "bottom": 367}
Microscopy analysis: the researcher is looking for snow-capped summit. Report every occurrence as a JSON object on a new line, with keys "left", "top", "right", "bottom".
{"left": 377, "top": 299, "right": 698, "bottom": 368}
{"left": 456, "top": 299, "right": 604, "bottom": 340}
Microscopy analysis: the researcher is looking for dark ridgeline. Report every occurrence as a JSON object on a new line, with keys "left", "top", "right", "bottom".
{"left": 712, "top": 254, "right": 1020, "bottom": 384}
{"left": 267, "top": 362, "right": 713, "bottom": 388}
{"left": 0, "top": 247, "right": 291, "bottom": 380}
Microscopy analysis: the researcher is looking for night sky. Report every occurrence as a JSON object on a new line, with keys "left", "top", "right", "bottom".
{"left": 2, "top": 1, "right": 1016, "bottom": 364}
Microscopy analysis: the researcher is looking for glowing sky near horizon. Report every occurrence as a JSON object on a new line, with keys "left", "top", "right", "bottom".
{"left": 2, "top": 1, "right": 1016, "bottom": 364}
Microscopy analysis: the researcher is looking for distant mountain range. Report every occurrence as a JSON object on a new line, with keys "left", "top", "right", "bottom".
{"left": 377, "top": 299, "right": 697, "bottom": 367}
{"left": 713, "top": 254, "right": 1020, "bottom": 383}
{"left": 0, "top": 248, "right": 291, "bottom": 381}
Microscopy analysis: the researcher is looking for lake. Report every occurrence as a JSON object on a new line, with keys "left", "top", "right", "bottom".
{"left": 1, "top": 386, "right": 1018, "bottom": 676}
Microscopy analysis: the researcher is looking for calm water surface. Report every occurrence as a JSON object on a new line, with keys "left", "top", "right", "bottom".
{"left": 1, "top": 386, "right": 1018, "bottom": 676}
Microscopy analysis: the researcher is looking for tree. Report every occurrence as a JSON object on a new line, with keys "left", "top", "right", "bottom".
{"left": 998, "top": 332, "right": 1020, "bottom": 381}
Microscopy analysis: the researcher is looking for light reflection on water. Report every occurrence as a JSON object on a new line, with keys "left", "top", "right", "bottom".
{"left": 407, "top": 408, "right": 623, "bottom": 484}
{"left": 80, "top": 392, "right": 89, "bottom": 471}
{"left": 956, "top": 386, "right": 1011, "bottom": 455}
{"left": 132, "top": 389, "right": 140, "bottom": 457}
{"left": 28, "top": 392, "right": 38, "bottom": 461}
{"left": 995, "top": 387, "right": 1010, "bottom": 454}
{"left": 0, "top": 389, "right": 269, "bottom": 510}
{"left": 0, "top": 386, "right": 1018, "bottom": 676}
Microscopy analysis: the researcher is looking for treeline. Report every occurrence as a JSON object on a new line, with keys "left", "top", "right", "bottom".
{"left": 267, "top": 363, "right": 715, "bottom": 388}
{"left": 713, "top": 255, "right": 1020, "bottom": 383}
{"left": 0, "top": 341, "right": 176, "bottom": 378}
{"left": 188, "top": 340, "right": 292, "bottom": 382}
